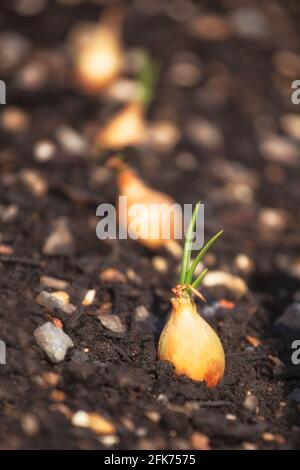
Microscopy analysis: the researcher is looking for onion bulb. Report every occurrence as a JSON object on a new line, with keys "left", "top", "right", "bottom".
{"left": 158, "top": 285, "right": 225, "bottom": 387}
{"left": 94, "top": 51, "right": 158, "bottom": 150}
{"left": 75, "top": 9, "right": 124, "bottom": 93}
{"left": 158, "top": 203, "right": 225, "bottom": 387}
{"left": 107, "top": 157, "right": 181, "bottom": 255}
{"left": 95, "top": 102, "right": 146, "bottom": 150}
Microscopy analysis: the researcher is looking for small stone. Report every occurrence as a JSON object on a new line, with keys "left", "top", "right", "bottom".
{"left": 225, "top": 413, "right": 237, "bottom": 421}
{"left": 0, "top": 106, "right": 30, "bottom": 132}
{"left": 243, "top": 392, "right": 259, "bottom": 413}
{"left": 97, "top": 313, "right": 125, "bottom": 334}
{"left": 71, "top": 410, "right": 89, "bottom": 427}
{"left": 246, "top": 335, "right": 261, "bottom": 348}
{"left": 287, "top": 388, "right": 300, "bottom": 403}
{"left": 258, "top": 208, "right": 288, "bottom": 232}
{"left": 281, "top": 114, "right": 300, "bottom": 140}
{"left": 145, "top": 411, "right": 161, "bottom": 423}
{"left": 82, "top": 289, "right": 96, "bottom": 306}
{"left": 121, "top": 417, "right": 135, "bottom": 432}
{"left": 36, "top": 290, "right": 76, "bottom": 315}
{"left": 19, "top": 169, "right": 48, "bottom": 197}
{"left": 42, "top": 371, "right": 61, "bottom": 387}
{"left": 147, "top": 121, "right": 181, "bottom": 153}
{"left": 234, "top": 253, "right": 254, "bottom": 273}
{"left": 190, "top": 432, "right": 210, "bottom": 450}
{"left": 274, "top": 303, "right": 300, "bottom": 343}
{"left": 0, "top": 244, "right": 14, "bottom": 256}
{"left": 0, "top": 32, "right": 31, "bottom": 72}
{"left": 175, "top": 152, "right": 198, "bottom": 171}
{"left": 169, "top": 60, "right": 201, "bottom": 87}
{"left": 126, "top": 269, "right": 142, "bottom": 284}
{"left": 21, "top": 414, "right": 40, "bottom": 437}
{"left": 43, "top": 217, "right": 75, "bottom": 256}
{"left": 56, "top": 125, "right": 88, "bottom": 156}
{"left": 136, "top": 427, "right": 147, "bottom": 438}
{"left": 39, "top": 275, "right": 70, "bottom": 290}
{"left": 157, "top": 393, "right": 168, "bottom": 405}
{"left": 100, "top": 268, "right": 127, "bottom": 284}
{"left": 134, "top": 305, "right": 150, "bottom": 321}
{"left": 98, "top": 435, "right": 120, "bottom": 446}
{"left": 152, "top": 256, "right": 168, "bottom": 273}
{"left": 34, "top": 322, "right": 74, "bottom": 363}
{"left": 203, "top": 270, "right": 248, "bottom": 297}
{"left": 260, "top": 135, "right": 299, "bottom": 166}
{"left": 134, "top": 305, "right": 157, "bottom": 333}
{"left": 262, "top": 432, "right": 276, "bottom": 442}
{"left": 33, "top": 140, "right": 56, "bottom": 162}
{"left": 228, "top": 6, "right": 270, "bottom": 39}
{"left": 242, "top": 442, "right": 257, "bottom": 450}
{"left": 16, "top": 59, "right": 48, "bottom": 91}
{"left": 186, "top": 118, "right": 223, "bottom": 149}
{"left": 71, "top": 411, "right": 116, "bottom": 435}
{"left": 0, "top": 203, "right": 19, "bottom": 222}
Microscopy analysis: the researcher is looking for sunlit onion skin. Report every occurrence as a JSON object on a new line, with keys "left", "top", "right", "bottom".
{"left": 95, "top": 102, "right": 146, "bottom": 150}
{"left": 107, "top": 159, "right": 179, "bottom": 250}
{"left": 76, "top": 12, "right": 124, "bottom": 93}
{"left": 158, "top": 286, "right": 225, "bottom": 387}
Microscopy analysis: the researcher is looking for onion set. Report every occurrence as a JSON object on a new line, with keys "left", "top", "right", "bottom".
{"left": 75, "top": 8, "right": 124, "bottom": 93}
{"left": 95, "top": 52, "right": 159, "bottom": 150}
{"left": 95, "top": 101, "right": 146, "bottom": 150}
{"left": 107, "top": 157, "right": 181, "bottom": 256}
{"left": 158, "top": 203, "right": 225, "bottom": 387}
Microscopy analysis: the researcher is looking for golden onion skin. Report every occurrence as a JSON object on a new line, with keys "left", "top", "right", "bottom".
{"left": 95, "top": 102, "right": 146, "bottom": 150}
{"left": 158, "top": 290, "right": 225, "bottom": 387}
{"left": 116, "top": 166, "right": 178, "bottom": 250}
{"left": 76, "top": 24, "right": 123, "bottom": 93}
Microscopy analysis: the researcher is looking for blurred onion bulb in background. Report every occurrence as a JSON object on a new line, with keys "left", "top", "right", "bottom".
{"left": 107, "top": 157, "right": 182, "bottom": 257}
{"left": 74, "top": 8, "right": 124, "bottom": 92}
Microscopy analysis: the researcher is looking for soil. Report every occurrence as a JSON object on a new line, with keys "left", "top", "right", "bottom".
{"left": 0, "top": 0, "right": 300, "bottom": 450}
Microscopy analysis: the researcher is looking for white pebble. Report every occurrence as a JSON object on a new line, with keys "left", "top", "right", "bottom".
{"left": 34, "top": 140, "right": 56, "bottom": 162}
{"left": 134, "top": 305, "right": 151, "bottom": 321}
{"left": 98, "top": 435, "right": 120, "bottom": 446}
{"left": 34, "top": 322, "right": 74, "bottom": 363}
{"left": 71, "top": 410, "right": 89, "bottom": 427}
{"left": 56, "top": 125, "right": 88, "bottom": 156}
{"left": 203, "top": 270, "right": 248, "bottom": 297}
{"left": 82, "top": 289, "right": 96, "bottom": 306}
{"left": 152, "top": 256, "right": 168, "bottom": 273}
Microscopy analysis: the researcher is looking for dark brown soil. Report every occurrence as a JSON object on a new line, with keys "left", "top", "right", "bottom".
{"left": 0, "top": 0, "right": 300, "bottom": 450}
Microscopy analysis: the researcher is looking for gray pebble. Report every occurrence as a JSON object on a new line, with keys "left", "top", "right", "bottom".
{"left": 97, "top": 313, "right": 125, "bottom": 334}
{"left": 34, "top": 322, "right": 74, "bottom": 363}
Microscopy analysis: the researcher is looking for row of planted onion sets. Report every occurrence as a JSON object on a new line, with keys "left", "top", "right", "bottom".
{"left": 72, "top": 6, "right": 225, "bottom": 388}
